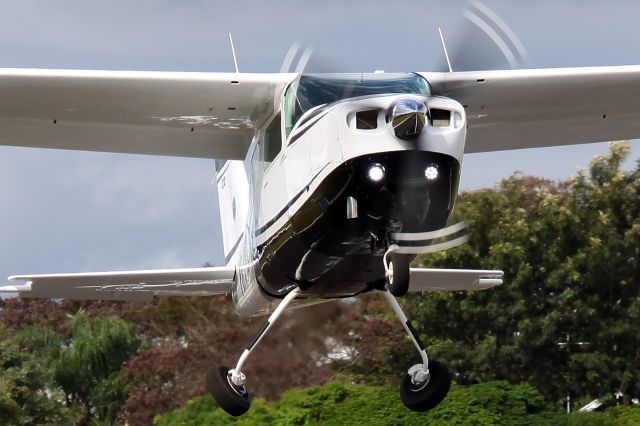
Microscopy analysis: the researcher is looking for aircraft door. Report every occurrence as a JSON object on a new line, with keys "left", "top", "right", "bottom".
{"left": 258, "top": 113, "right": 289, "bottom": 240}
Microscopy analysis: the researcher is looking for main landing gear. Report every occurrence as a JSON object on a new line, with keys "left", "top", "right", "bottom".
{"left": 381, "top": 289, "right": 451, "bottom": 411}
{"left": 206, "top": 288, "right": 300, "bottom": 416}
{"left": 206, "top": 287, "right": 450, "bottom": 416}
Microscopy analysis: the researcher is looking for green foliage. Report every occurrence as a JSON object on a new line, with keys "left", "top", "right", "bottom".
{"left": 91, "top": 372, "right": 129, "bottom": 422}
{"left": 153, "top": 396, "right": 279, "bottom": 426}
{"left": 562, "top": 406, "right": 640, "bottom": 426}
{"left": 0, "top": 326, "right": 71, "bottom": 425}
{"left": 156, "top": 380, "right": 640, "bottom": 426}
{"left": 155, "top": 380, "right": 562, "bottom": 426}
{"left": 606, "top": 405, "right": 640, "bottom": 425}
{"left": 50, "top": 313, "right": 141, "bottom": 424}
{"left": 0, "top": 313, "right": 142, "bottom": 425}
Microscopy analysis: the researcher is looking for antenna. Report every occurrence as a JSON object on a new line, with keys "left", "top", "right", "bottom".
{"left": 228, "top": 33, "right": 240, "bottom": 73}
{"left": 438, "top": 27, "right": 453, "bottom": 72}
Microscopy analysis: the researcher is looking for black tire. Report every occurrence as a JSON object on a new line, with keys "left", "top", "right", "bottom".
{"left": 400, "top": 360, "right": 451, "bottom": 412}
{"left": 205, "top": 365, "right": 251, "bottom": 416}
{"left": 388, "top": 254, "right": 410, "bottom": 296}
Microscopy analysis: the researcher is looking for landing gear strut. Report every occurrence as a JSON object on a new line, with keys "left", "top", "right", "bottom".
{"left": 381, "top": 289, "right": 452, "bottom": 411}
{"left": 384, "top": 245, "right": 410, "bottom": 296}
{"left": 207, "top": 286, "right": 450, "bottom": 416}
{"left": 206, "top": 288, "right": 301, "bottom": 416}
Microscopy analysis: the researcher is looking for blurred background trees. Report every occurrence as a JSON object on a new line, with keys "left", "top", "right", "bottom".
{"left": 0, "top": 142, "right": 638, "bottom": 424}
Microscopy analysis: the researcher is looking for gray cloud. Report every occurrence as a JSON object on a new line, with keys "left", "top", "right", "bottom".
{"left": 0, "top": 149, "right": 220, "bottom": 277}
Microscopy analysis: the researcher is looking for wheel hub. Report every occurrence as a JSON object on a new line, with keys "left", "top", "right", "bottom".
{"left": 227, "top": 369, "right": 248, "bottom": 396}
{"left": 408, "top": 364, "right": 430, "bottom": 390}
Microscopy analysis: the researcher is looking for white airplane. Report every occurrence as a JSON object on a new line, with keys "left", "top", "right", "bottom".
{"left": 2, "top": 32, "right": 640, "bottom": 417}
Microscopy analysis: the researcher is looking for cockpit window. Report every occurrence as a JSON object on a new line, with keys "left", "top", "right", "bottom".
{"left": 264, "top": 113, "right": 282, "bottom": 164}
{"left": 283, "top": 73, "right": 430, "bottom": 136}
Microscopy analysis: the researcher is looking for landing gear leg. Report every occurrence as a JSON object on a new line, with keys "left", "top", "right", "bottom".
{"left": 384, "top": 245, "right": 410, "bottom": 297}
{"left": 206, "top": 288, "right": 300, "bottom": 416}
{"left": 381, "top": 289, "right": 451, "bottom": 412}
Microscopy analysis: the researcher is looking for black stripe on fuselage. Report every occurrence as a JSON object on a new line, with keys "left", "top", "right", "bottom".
{"left": 224, "top": 232, "right": 244, "bottom": 264}
{"left": 254, "top": 166, "right": 328, "bottom": 238}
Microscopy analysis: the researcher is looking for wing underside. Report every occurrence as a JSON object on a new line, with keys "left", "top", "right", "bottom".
{"left": 421, "top": 65, "right": 640, "bottom": 152}
{"left": 0, "top": 267, "right": 236, "bottom": 301}
{"left": 0, "top": 68, "right": 295, "bottom": 159}
{"left": 3, "top": 66, "right": 638, "bottom": 157}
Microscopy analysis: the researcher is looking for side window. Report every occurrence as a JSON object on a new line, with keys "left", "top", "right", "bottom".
{"left": 284, "top": 84, "right": 297, "bottom": 138}
{"left": 263, "top": 113, "right": 282, "bottom": 164}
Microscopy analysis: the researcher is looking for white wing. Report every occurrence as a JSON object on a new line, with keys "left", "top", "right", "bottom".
{"left": 0, "top": 68, "right": 295, "bottom": 159}
{"left": 0, "top": 267, "right": 235, "bottom": 301}
{"left": 421, "top": 66, "right": 640, "bottom": 152}
{"left": 409, "top": 268, "right": 503, "bottom": 292}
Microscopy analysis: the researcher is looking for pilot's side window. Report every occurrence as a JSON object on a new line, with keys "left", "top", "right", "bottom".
{"left": 263, "top": 113, "right": 282, "bottom": 164}
{"left": 284, "top": 84, "right": 297, "bottom": 138}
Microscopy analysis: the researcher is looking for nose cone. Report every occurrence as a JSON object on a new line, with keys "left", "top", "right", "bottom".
{"left": 388, "top": 98, "right": 427, "bottom": 139}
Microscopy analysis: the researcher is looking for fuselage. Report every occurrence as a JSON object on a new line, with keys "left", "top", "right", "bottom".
{"left": 218, "top": 73, "right": 467, "bottom": 316}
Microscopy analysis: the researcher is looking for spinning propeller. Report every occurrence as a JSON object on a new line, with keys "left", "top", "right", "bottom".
{"left": 435, "top": 0, "right": 528, "bottom": 72}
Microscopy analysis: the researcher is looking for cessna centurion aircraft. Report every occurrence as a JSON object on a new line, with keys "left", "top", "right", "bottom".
{"left": 3, "top": 17, "right": 640, "bottom": 417}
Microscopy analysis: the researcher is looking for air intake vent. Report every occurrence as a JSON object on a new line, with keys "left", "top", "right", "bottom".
{"left": 356, "top": 109, "right": 379, "bottom": 129}
{"left": 430, "top": 109, "right": 451, "bottom": 127}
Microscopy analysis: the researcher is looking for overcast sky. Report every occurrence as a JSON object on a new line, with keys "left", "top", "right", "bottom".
{"left": 1, "top": 0, "right": 639, "bottom": 280}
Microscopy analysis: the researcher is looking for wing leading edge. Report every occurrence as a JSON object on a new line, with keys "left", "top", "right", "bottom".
{"left": 0, "top": 267, "right": 236, "bottom": 301}
{"left": 0, "top": 69, "right": 295, "bottom": 159}
{"left": 421, "top": 65, "right": 640, "bottom": 153}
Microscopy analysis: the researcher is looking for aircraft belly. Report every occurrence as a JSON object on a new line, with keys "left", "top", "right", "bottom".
{"left": 255, "top": 151, "right": 460, "bottom": 298}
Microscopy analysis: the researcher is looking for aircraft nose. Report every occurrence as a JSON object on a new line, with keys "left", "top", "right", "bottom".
{"left": 387, "top": 98, "right": 427, "bottom": 140}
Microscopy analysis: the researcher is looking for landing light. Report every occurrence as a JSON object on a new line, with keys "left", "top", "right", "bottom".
{"left": 368, "top": 164, "right": 385, "bottom": 182}
{"left": 425, "top": 164, "right": 439, "bottom": 180}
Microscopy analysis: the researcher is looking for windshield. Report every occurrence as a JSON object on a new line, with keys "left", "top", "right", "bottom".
{"left": 284, "top": 73, "right": 430, "bottom": 136}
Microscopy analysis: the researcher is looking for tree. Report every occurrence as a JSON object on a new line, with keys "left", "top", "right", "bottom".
{"left": 0, "top": 326, "right": 71, "bottom": 425}
{"left": 49, "top": 313, "right": 141, "bottom": 425}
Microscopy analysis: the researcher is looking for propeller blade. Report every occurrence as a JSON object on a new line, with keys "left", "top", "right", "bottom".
{"left": 435, "top": 0, "right": 528, "bottom": 72}
{"left": 279, "top": 42, "right": 301, "bottom": 73}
